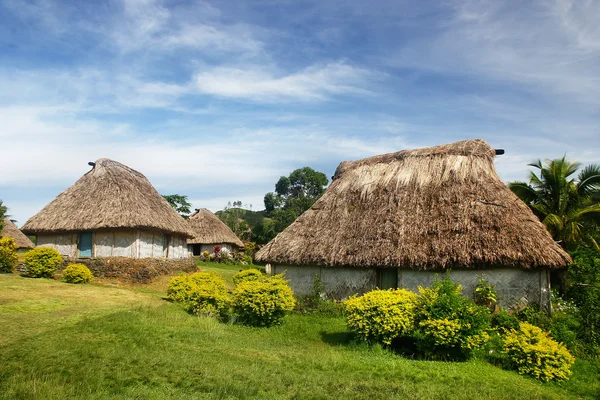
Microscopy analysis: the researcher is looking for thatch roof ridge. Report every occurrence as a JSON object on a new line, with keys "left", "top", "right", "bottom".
{"left": 1, "top": 219, "right": 35, "bottom": 249}
{"left": 256, "top": 139, "right": 571, "bottom": 270}
{"left": 187, "top": 208, "right": 244, "bottom": 248}
{"left": 22, "top": 158, "right": 194, "bottom": 237}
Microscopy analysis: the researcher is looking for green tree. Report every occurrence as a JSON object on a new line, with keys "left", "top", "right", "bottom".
{"left": 509, "top": 157, "right": 600, "bottom": 249}
{"left": 162, "top": 194, "right": 192, "bottom": 218}
{"left": 258, "top": 167, "right": 328, "bottom": 243}
{"left": 219, "top": 201, "right": 252, "bottom": 241}
{"left": 0, "top": 200, "right": 8, "bottom": 233}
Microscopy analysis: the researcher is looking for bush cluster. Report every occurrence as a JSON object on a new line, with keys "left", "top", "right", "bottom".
{"left": 414, "top": 280, "right": 490, "bottom": 360}
{"left": 231, "top": 274, "right": 295, "bottom": 327}
{"left": 566, "top": 246, "right": 600, "bottom": 349}
{"left": 0, "top": 237, "right": 19, "bottom": 273}
{"left": 167, "top": 270, "right": 295, "bottom": 327}
{"left": 232, "top": 268, "right": 263, "bottom": 285}
{"left": 344, "top": 276, "right": 576, "bottom": 381}
{"left": 502, "top": 322, "right": 575, "bottom": 382}
{"left": 167, "top": 272, "right": 230, "bottom": 316}
{"left": 62, "top": 263, "right": 94, "bottom": 284}
{"left": 23, "top": 247, "right": 63, "bottom": 278}
{"left": 345, "top": 289, "right": 418, "bottom": 345}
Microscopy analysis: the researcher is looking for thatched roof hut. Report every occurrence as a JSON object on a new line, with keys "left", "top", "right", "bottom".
{"left": 22, "top": 158, "right": 193, "bottom": 237}
{"left": 187, "top": 208, "right": 244, "bottom": 249}
{"left": 256, "top": 139, "right": 571, "bottom": 270}
{"left": 1, "top": 218, "right": 34, "bottom": 249}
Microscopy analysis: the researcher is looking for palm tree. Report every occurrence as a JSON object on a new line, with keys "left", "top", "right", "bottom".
{"left": 509, "top": 157, "right": 600, "bottom": 250}
{"left": 0, "top": 200, "right": 7, "bottom": 233}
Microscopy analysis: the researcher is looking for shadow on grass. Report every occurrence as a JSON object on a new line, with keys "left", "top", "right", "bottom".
{"left": 319, "top": 330, "right": 354, "bottom": 346}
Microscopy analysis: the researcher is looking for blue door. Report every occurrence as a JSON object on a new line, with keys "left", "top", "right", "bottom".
{"left": 79, "top": 232, "right": 93, "bottom": 257}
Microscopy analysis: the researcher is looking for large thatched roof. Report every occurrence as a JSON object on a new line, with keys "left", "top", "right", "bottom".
{"left": 256, "top": 139, "right": 571, "bottom": 270}
{"left": 1, "top": 219, "right": 34, "bottom": 249}
{"left": 22, "top": 159, "right": 194, "bottom": 237}
{"left": 187, "top": 208, "right": 244, "bottom": 248}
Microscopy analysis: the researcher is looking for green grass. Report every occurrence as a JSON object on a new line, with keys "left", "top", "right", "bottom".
{"left": 0, "top": 272, "right": 598, "bottom": 400}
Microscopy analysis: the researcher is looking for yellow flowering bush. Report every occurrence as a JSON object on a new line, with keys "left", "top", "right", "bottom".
{"left": 186, "top": 277, "right": 230, "bottom": 317}
{"left": 23, "top": 247, "right": 63, "bottom": 278}
{"left": 232, "top": 274, "right": 295, "bottom": 327}
{"left": 167, "top": 272, "right": 230, "bottom": 317}
{"left": 166, "top": 274, "right": 197, "bottom": 303}
{"left": 232, "top": 268, "right": 263, "bottom": 285}
{"left": 62, "top": 263, "right": 93, "bottom": 284}
{"left": 414, "top": 278, "right": 490, "bottom": 360}
{"left": 0, "top": 237, "right": 18, "bottom": 273}
{"left": 345, "top": 289, "right": 418, "bottom": 345}
{"left": 502, "top": 322, "right": 575, "bottom": 382}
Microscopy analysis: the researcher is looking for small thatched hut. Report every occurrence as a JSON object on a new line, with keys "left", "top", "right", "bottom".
{"left": 22, "top": 159, "right": 193, "bottom": 259}
{"left": 187, "top": 208, "right": 244, "bottom": 256}
{"left": 255, "top": 139, "right": 571, "bottom": 311}
{"left": 1, "top": 218, "right": 35, "bottom": 249}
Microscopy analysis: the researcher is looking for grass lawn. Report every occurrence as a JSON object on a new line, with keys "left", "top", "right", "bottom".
{"left": 0, "top": 268, "right": 598, "bottom": 400}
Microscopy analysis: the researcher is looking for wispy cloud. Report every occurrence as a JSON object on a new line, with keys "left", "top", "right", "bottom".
{"left": 194, "top": 62, "right": 377, "bottom": 102}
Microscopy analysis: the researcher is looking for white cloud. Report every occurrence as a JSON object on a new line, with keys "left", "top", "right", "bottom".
{"left": 388, "top": 0, "right": 600, "bottom": 108}
{"left": 194, "top": 62, "right": 376, "bottom": 102}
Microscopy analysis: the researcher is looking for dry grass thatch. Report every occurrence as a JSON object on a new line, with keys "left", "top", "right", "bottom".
{"left": 256, "top": 139, "right": 571, "bottom": 270}
{"left": 186, "top": 208, "right": 244, "bottom": 248}
{"left": 22, "top": 159, "right": 194, "bottom": 237}
{"left": 1, "top": 218, "right": 35, "bottom": 248}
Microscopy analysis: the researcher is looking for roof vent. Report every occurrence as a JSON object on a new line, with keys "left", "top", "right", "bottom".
{"left": 495, "top": 149, "right": 505, "bottom": 155}
{"left": 88, "top": 162, "right": 96, "bottom": 167}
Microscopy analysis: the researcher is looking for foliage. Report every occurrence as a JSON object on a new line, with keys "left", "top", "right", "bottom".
{"left": 308, "top": 273, "right": 324, "bottom": 307}
{"left": 232, "top": 268, "right": 263, "bottom": 285}
{"left": 166, "top": 274, "right": 197, "bottom": 304}
{"left": 345, "top": 289, "right": 418, "bottom": 346}
{"left": 62, "top": 263, "right": 94, "bottom": 284}
{"left": 413, "top": 278, "right": 491, "bottom": 360}
{"left": 201, "top": 250, "right": 211, "bottom": 261}
{"left": 502, "top": 322, "right": 575, "bottom": 382}
{"left": 186, "top": 275, "right": 230, "bottom": 317}
{"left": 509, "top": 157, "right": 600, "bottom": 249}
{"left": 565, "top": 245, "right": 600, "bottom": 348}
{"left": 474, "top": 275, "right": 497, "bottom": 307}
{"left": 219, "top": 201, "right": 252, "bottom": 241}
{"left": 243, "top": 241, "right": 256, "bottom": 257}
{"left": 23, "top": 247, "right": 63, "bottom": 278}
{"left": 0, "top": 199, "right": 7, "bottom": 233}
{"left": 490, "top": 309, "right": 520, "bottom": 334}
{"left": 162, "top": 194, "right": 192, "bottom": 218}
{"left": 0, "top": 237, "right": 18, "bottom": 273}
{"left": 231, "top": 274, "right": 295, "bottom": 327}
{"left": 167, "top": 271, "right": 230, "bottom": 317}
{"left": 256, "top": 167, "right": 329, "bottom": 243}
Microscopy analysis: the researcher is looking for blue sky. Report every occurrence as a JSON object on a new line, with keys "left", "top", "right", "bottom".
{"left": 1, "top": 0, "right": 599, "bottom": 226}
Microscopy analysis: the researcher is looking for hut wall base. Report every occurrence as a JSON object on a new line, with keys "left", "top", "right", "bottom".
{"left": 272, "top": 265, "right": 551, "bottom": 311}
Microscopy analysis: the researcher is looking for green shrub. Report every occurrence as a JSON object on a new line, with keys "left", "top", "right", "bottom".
{"left": 413, "top": 278, "right": 490, "bottom": 360}
{"left": 232, "top": 274, "right": 295, "bottom": 327}
{"left": 502, "top": 322, "right": 575, "bottom": 382}
{"left": 23, "top": 247, "right": 63, "bottom": 278}
{"left": 474, "top": 275, "right": 497, "bottom": 307}
{"left": 232, "top": 268, "right": 263, "bottom": 285}
{"left": 62, "top": 263, "right": 93, "bottom": 284}
{"left": 345, "top": 289, "right": 418, "bottom": 346}
{"left": 166, "top": 274, "right": 197, "bottom": 304}
{"left": 0, "top": 237, "right": 19, "bottom": 273}
{"left": 491, "top": 309, "right": 520, "bottom": 334}
{"left": 169, "top": 272, "right": 230, "bottom": 317}
{"left": 566, "top": 245, "right": 600, "bottom": 348}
